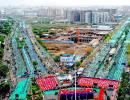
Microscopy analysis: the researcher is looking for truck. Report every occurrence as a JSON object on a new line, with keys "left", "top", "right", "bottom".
{"left": 109, "top": 48, "right": 116, "bottom": 56}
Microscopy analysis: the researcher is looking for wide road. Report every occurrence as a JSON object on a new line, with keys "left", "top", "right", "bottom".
{"left": 9, "top": 20, "right": 48, "bottom": 99}
{"left": 25, "top": 23, "right": 63, "bottom": 73}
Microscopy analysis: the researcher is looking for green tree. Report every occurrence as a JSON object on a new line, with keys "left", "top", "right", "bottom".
{"left": 118, "top": 72, "right": 130, "bottom": 99}
{"left": 0, "top": 63, "right": 9, "bottom": 78}
{"left": 32, "top": 61, "right": 38, "bottom": 70}
{"left": 0, "top": 81, "right": 10, "bottom": 97}
{"left": 54, "top": 56, "right": 60, "bottom": 62}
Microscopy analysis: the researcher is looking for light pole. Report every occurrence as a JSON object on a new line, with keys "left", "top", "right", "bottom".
{"left": 73, "top": 45, "right": 77, "bottom": 100}
{"left": 74, "top": 68, "right": 77, "bottom": 100}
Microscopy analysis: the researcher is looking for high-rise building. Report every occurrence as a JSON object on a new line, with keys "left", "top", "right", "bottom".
{"left": 69, "top": 10, "right": 86, "bottom": 23}
{"left": 85, "top": 11, "right": 92, "bottom": 24}
{"left": 70, "top": 10, "right": 81, "bottom": 23}
{"left": 92, "top": 11, "right": 110, "bottom": 25}
{"left": 80, "top": 11, "right": 86, "bottom": 23}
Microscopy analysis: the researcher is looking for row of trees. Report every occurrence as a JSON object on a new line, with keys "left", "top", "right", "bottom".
{"left": 126, "top": 44, "right": 130, "bottom": 66}
{"left": 0, "top": 35, "right": 5, "bottom": 60}
{"left": 117, "top": 72, "right": 130, "bottom": 100}
{"left": 0, "top": 19, "right": 13, "bottom": 77}
{"left": 0, "top": 19, "right": 14, "bottom": 98}
{"left": 0, "top": 19, "right": 13, "bottom": 35}
{"left": 0, "top": 19, "right": 14, "bottom": 59}
{"left": 118, "top": 29, "right": 130, "bottom": 99}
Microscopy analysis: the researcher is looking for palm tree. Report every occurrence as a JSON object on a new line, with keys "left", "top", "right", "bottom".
{"left": 32, "top": 61, "right": 38, "bottom": 71}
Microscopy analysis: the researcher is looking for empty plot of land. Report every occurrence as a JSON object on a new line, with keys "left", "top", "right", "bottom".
{"left": 44, "top": 43, "right": 93, "bottom": 56}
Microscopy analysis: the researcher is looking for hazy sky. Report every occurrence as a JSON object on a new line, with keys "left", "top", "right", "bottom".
{"left": 1, "top": 0, "right": 130, "bottom": 7}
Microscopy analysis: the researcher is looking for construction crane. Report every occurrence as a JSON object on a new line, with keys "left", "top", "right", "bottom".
{"left": 76, "top": 27, "right": 80, "bottom": 43}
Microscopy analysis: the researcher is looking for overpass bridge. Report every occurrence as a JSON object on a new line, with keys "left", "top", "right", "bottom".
{"left": 83, "top": 18, "right": 130, "bottom": 81}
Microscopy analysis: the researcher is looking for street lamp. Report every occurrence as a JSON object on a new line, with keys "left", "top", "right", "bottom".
{"left": 74, "top": 67, "right": 77, "bottom": 100}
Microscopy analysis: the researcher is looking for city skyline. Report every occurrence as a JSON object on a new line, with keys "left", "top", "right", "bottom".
{"left": 0, "top": 0, "right": 130, "bottom": 99}
{"left": 1, "top": 0, "right": 130, "bottom": 7}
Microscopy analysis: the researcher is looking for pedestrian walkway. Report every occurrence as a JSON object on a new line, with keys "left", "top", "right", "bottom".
{"left": 9, "top": 78, "right": 30, "bottom": 100}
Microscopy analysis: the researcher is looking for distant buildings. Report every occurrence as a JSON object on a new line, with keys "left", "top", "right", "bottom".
{"left": 0, "top": 7, "right": 126, "bottom": 25}
{"left": 69, "top": 9, "right": 118, "bottom": 25}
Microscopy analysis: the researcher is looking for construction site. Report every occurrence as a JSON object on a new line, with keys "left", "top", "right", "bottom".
{"left": 39, "top": 26, "right": 111, "bottom": 57}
